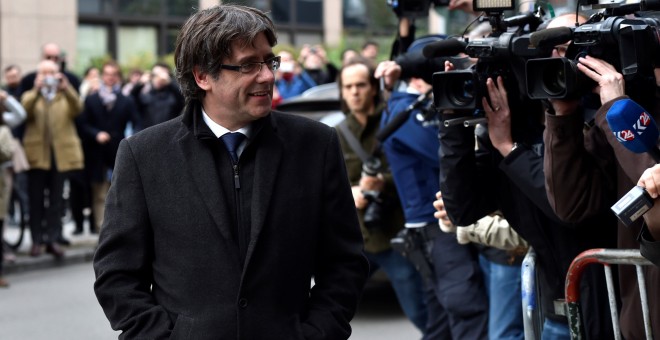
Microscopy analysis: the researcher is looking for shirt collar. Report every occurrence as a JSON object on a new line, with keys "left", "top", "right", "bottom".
{"left": 201, "top": 107, "right": 252, "bottom": 139}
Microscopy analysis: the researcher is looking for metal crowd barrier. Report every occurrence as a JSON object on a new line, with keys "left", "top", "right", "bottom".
{"left": 564, "top": 248, "right": 654, "bottom": 340}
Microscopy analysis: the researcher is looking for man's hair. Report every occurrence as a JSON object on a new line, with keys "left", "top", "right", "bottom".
{"left": 4, "top": 64, "right": 20, "bottom": 74}
{"left": 338, "top": 57, "right": 381, "bottom": 113}
{"left": 174, "top": 4, "right": 277, "bottom": 103}
{"left": 102, "top": 60, "right": 122, "bottom": 80}
{"left": 362, "top": 41, "right": 379, "bottom": 50}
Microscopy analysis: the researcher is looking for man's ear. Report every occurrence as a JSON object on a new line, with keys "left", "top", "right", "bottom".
{"left": 193, "top": 66, "right": 211, "bottom": 90}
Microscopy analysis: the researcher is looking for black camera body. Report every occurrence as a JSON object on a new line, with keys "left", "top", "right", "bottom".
{"left": 526, "top": 10, "right": 660, "bottom": 99}
{"left": 433, "top": 31, "right": 551, "bottom": 111}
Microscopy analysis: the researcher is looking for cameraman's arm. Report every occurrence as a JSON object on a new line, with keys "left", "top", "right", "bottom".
{"left": 580, "top": 56, "right": 657, "bottom": 184}
{"left": 542, "top": 56, "right": 624, "bottom": 223}
{"left": 481, "top": 77, "right": 566, "bottom": 222}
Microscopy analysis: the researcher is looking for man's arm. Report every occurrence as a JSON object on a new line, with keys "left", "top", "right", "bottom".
{"left": 93, "top": 139, "right": 174, "bottom": 339}
{"left": 303, "top": 129, "right": 369, "bottom": 340}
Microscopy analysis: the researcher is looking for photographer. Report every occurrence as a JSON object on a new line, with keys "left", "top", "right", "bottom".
{"left": 129, "top": 62, "right": 184, "bottom": 130}
{"left": 377, "top": 51, "right": 490, "bottom": 339}
{"left": 544, "top": 50, "right": 660, "bottom": 338}
{"left": 335, "top": 58, "right": 428, "bottom": 334}
{"left": 438, "top": 13, "right": 617, "bottom": 339}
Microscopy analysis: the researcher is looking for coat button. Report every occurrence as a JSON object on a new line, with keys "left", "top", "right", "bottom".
{"left": 238, "top": 298, "right": 248, "bottom": 308}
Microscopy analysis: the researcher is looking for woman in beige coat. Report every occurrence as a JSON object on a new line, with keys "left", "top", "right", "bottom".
{"left": 21, "top": 60, "right": 83, "bottom": 258}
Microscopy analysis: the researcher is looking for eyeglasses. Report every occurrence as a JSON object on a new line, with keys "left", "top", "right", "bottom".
{"left": 219, "top": 56, "right": 281, "bottom": 75}
{"left": 44, "top": 55, "right": 60, "bottom": 61}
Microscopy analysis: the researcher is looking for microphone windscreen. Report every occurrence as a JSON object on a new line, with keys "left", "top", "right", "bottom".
{"left": 606, "top": 99, "right": 660, "bottom": 154}
{"left": 422, "top": 39, "right": 467, "bottom": 58}
{"left": 529, "top": 27, "right": 573, "bottom": 48}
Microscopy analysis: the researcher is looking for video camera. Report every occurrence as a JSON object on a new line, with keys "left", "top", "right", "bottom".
{"left": 526, "top": 0, "right": 660, "bottom": 99}
{"left": 430, "top": 1, "right": 549, "bottom": 111}
{"left": 388, "top": 0, "right": 450, "bottom": 18}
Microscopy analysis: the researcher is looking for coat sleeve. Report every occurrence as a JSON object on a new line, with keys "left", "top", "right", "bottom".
{"left": 543, "top": 103, "right": 620, "bottom": 223}
{"left": 438, "top": 117, "right": 499, "bottom": 226}
{"left": 302, "top": 128, "right": 369, "bottom": 340}
{"left": 93, "top": 139, "right": 174, "bottom": 339}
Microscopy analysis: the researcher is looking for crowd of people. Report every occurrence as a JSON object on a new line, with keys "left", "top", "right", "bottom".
{"left": 0, "top": 3, "right": 658, "bottom": 340}
{"left": 0, "top": 43, "right": 185, "bottom": 287}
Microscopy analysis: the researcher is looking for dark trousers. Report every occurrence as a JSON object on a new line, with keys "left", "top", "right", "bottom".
{"left": 68, "top": 169, "right": 94, "bottom": 232}
{"left": 27, "top": 168, "right": 66, "bottom": 245}
{"left": 419, "top": 224, "right": 489, "bottom": 340}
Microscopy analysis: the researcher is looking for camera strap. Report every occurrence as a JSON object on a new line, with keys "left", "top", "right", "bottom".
{"left": 336, "top": 120, "right": 371, "bottom": 164}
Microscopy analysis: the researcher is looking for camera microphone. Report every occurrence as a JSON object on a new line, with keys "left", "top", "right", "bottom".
{"left": 606, "top": 98, "right": 660, "bottom": 225}
{"left": 606, "top": 98, "right": 660, "bottom": 162}
{"left": 529, "top": 26, "right": 574, "bottom": 49}
{"left": 422, "top": 38, "right": 467, "bottom": 58}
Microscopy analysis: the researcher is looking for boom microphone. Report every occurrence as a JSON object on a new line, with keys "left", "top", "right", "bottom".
{"left": 422, "top": 38, "right": 467, "bottom": 58}
{"left": 606, "top": 98, "right": 660, "bottom": 162}
{"left": 529, "top": 26, "right": 574, "bottom": 49}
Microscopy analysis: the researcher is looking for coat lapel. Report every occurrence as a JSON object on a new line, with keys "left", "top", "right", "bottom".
{"left": 176, "top": 121, "right": 236, "bottom": 245}
{"left": 243, "top": 118, "right": 283, "bottom": 271}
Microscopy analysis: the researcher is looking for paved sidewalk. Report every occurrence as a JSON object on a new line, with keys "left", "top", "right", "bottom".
{"left": 3, "top": 220, "right": 98, "bottom": 275}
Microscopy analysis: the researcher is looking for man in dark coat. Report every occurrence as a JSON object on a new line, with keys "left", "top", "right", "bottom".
{"left": 92, "top": 4, "right": 369, "bottom": 340}
{"left": 78, "top": 60, "right": 140, "bottom": 233}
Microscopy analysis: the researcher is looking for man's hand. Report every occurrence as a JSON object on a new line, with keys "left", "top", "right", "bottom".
{"left": 482, "top": 76, "right": 514, "bottom": 157}
{"left": 56, "top": 73, "right": 69, "bottom": 91}
{"left": 352, "top": 186, "right": 368, "bottom": 210}
{"left": 638, "top": 164, "right": 660, "bottom": 240}
{"left": 448, "top": 0, "right": 476, "bottom": 13}
{"left": 374, "top": 61, "right": 401, "bottom": 91}
{"left": 433, "top": 191, "right": 455, "bottom": 232}
{"left": 96, "top": 131, "right": 111, "bottom": 144}
{"left": 577, "top": 55, "right": 625, "bottom": 105}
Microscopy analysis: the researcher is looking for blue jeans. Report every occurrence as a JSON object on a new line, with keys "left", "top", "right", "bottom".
{"left": 479, "top": 255, "right": 524, "bottom": 340}
{"left": 541, "top": 318, "right": 571, "bottom": 340}
{"left": 366, "top": 249, "right": 428, "bottom": 332}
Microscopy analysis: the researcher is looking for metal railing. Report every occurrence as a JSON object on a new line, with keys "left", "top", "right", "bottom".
{"left": 564, "top": 248, "right": 654, "bottom": 340}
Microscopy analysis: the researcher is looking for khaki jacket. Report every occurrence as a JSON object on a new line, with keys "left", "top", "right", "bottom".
{"left": 21, "top": 84, "right": 83, "bottom": 172}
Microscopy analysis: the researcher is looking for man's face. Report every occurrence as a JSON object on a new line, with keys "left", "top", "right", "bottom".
{"left": 4, "top": 68, "right": 20, "bottom": 87}
{"left": 197, "top": 32, "right": 275, "bottom": 130}
{"left": 341, "top": 64, "right": 376, "bottom": 116}
{"left": 101, "top": 65, "right": 120, "bottom": 87}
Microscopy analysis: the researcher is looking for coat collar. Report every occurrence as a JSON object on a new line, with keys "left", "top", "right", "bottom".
{"left": 178, "top": 101, "right": 283, "bottom": 272}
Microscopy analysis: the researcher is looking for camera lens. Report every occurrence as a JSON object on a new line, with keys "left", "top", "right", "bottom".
{"left": 541, "top": 63, "right": 566, "bottom": 97}
{"left": 448, "top": 79, "right": 475, "bottom": 107}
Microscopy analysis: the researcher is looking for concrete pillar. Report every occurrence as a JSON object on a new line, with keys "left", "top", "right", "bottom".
{"left": 200, "top": 0, "right": 221, "bottom": 10}
{"left": 323, "top": 0, "right": 342, "bottom": 47}
{"left": 0, "top": 0, "right": 77, "bottom": 76}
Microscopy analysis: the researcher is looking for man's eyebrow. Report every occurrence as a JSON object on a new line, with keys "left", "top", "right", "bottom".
{"left": 235, "top": 53, "right": 276, "bottom": 64}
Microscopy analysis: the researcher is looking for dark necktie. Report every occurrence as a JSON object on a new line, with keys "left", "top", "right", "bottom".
{"left": 220, "top": 132, "right": 246, "bottom": 163}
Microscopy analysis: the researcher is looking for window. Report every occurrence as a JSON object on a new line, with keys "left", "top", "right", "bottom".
{"left": 118, "top": 26, "right": 158, "bottom": 66}
{"left": 77, "top": 25, "right": 109, "bottom": 74}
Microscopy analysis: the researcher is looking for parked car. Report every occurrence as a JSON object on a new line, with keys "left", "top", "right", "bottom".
{"left": 275, "top": 82, "right": 344, "bottom": 126}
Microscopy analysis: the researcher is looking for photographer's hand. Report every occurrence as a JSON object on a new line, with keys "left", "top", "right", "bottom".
{"left": 577, "top": 55, "right": 625, "bottom": 104}
{"left": 433, "top": 191, "right": 455, "bottom": 229}
{"left": 482, "top": 77, "right": 514, "bottom": 157}
{"left": 56, "top": 73, "right": 69, "bottom": 91}
{"left": 638, "top": 164, "right": 660, "bottom": 239}
{"left": 448, "top": 0, "right": 476, "bottom": 14}
{"left": 352, "top": 186, "right": 368, "bottom": 210}
{"left": 374, "top": 61, "right": 401, "bottom": 91}
{"left": 359, "top": 174, "right": 385, "bottom": 192}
